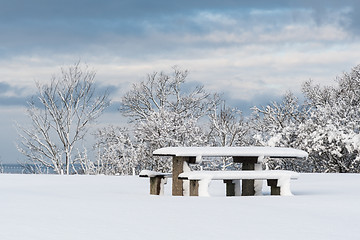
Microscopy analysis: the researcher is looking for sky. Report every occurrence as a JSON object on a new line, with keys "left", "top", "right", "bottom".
{"left": 1, "top": 0, "right": 360, "bottom": 163}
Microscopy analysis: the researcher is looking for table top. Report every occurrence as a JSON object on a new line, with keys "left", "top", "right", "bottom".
{"left": 153, "top": 146, "right": 308, "bottom": 161}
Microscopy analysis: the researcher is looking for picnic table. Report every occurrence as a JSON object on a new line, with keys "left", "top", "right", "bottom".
{"left": 152, "top": 146, "right": 308, "bottom": 196}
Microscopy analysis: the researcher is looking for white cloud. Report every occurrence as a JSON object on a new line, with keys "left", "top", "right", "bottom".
{"left": 0, "top": 4, "right": 358, "bottom": 104}
{"left": 1, "top": 40, "right": 359, "bottom": 104}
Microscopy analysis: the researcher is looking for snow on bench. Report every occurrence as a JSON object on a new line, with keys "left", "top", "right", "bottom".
{"left": 139, "top": 170, "right": 172, "bottom": 195}
{"left": 178, "top": 170, "right": 299, "bottom": 197}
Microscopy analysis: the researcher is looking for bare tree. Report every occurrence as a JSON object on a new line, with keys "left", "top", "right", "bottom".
{"left": 208, "top": 101, "right": 248, "bottom": 147}
{"left": 206, "top": 101, "right": 249, "bottom": 170}
{"left": 17, "top": 62, "right": 110, "bottom": 174}
{"left": 119, "top": 67, "right": 217, "bottom": 172}
{"left": 121, "top": 66, "right": 213, "bottom": 121}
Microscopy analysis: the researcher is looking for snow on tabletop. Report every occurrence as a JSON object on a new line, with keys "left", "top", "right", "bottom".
{"left": 152, "top": 146, "right": 308, "bottom": 159}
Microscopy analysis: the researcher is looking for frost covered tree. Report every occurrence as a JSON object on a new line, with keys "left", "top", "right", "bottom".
{"left": 250, "top": 92, "right": 310, "bottom": 171}
{"left": 0, "top": 158, "right": 3, "bottom": 173}
{"left": 120, "top": 67, "right": 215, "bottom": 172}
{"left": 206, "top": 101, "right": 249, "bottom": 170}
{"left": 17, "top": 62, "right": 110, "bottom": 174}
{"left": 251, "top": 65, "right": 360, "bottom": 173}
{"left": 208, "top": 102, "right": 248, "bottom": 147}
{"left": 134, "top": 108, "right": 207, "bottom": 172}
{"left": 121, "top": 67, "right": 213, "bottom": 121}
{"left": 251, "top": 92, "right": 308, "bottom": 145}
{"left": 300, "top": 65, "right": 360, "bottom": 172}
{"left": 94, "top": 126, "right": 140, "bottom": 175}
{"left": 296, "top": 104, "right": 360, "bottom": 172}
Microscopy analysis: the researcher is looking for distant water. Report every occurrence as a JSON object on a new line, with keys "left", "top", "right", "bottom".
{"left": 1, "top": 163, "right": 87, "bottom": 174}
{"left": 1, "top": 164, "right": 29, "bottom": 174}
{"left": 1, "top": 164, "right": 56, "bottom": 174}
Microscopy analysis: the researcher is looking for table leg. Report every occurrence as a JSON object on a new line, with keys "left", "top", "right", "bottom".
{"left": 150, "top": 176, "right": 166, "bottom": 195}
{"left": 224, "top": 180, "right": 236, "bottom": 196}
{"left": 190, "top": 180, "right": 199, "bottom": 196}
{"left": 172, "top": 157, "right": 185, "bottom": 196}
{"left": 267, "top": 179, "right": 281, "bottom": 195}
{"left": 172, "top": 157, "right": 195, "bottom": 196}
{"left": 233, "top": 157, "right": 258, "bottom": 196}
{"left": 242, "top": 162, "right": 255, "bottom": 196}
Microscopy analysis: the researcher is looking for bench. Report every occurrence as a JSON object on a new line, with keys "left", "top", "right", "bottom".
{"left": 139, "top": 170, "right": 172, "bottom": 195}
{"left": 178, "top": 170, "right": 299, "bottom": 197}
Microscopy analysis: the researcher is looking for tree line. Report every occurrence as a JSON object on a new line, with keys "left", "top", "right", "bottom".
{"left": 16, "top": 62, "right": 360, "bottom": 174}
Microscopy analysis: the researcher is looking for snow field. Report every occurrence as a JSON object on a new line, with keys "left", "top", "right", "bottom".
{"left": 0, "top": 173, "right": 359, "bottom": 240}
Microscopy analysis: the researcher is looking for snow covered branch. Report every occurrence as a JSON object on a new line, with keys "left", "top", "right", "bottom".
{"left": 17, "top": 62, "right": 110, "bottom": 175}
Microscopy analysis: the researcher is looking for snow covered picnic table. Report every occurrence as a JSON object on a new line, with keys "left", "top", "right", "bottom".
{"left": 149, "top": 146, "right": 308, "bottom": 196}
{"left": 153, "top": 146, "right": 308, "bottom": 162}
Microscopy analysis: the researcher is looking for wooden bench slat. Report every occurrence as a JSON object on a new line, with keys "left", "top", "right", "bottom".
{"left": 139, "top": 170, "right": 171, "bottom": 195}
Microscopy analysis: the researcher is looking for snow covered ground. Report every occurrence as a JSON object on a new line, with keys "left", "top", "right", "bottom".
{"left": 0, "top": 173, "right": 359, "bottom": 240}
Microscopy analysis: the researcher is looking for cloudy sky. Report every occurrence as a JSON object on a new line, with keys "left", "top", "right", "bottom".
{"left": 1, "top": 0, "right": 359, "bottom": 163}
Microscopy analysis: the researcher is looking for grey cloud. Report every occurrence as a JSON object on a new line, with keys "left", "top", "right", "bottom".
{"left": 0, "top": 81, "right": 122, "bottom": 108}
{"left": 106, "top": 100, "right": 122, "bottom": 113}
{"left": 0, "top": 82, "right": 25, "bottom": 95}
{"left": 0, "top": 82, "right": 28, "bottom": 106}
{"left": 0, "top": 96, "right": 27, "bottom": 106}
{"left": 93, "top": 82, "right": 119, "bottom": 95}
{"left": 222, "top": 91, "right": 287, "bottom": 116}
{"left": 0, "top": 82, "right": 11, "bottom": 93}
{"left": 0, "top": 1, "right": 266, "bottom": 20}
{"left": 0, "top": 0, "right": 355, "bottom": 20}
{"left": 0, "top": 0, "right": 358, "bottom": 59}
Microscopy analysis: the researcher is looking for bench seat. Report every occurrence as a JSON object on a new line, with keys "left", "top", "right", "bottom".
{"left": 139, "top": 170, "right": 171, "bottom": 195}
{"left": 178, "top": 170, "right": 299, "bottom": 197}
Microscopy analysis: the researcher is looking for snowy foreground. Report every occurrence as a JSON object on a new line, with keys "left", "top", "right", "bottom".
{"left": 0, "top": 174, "right": 359, "bottom": 240}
